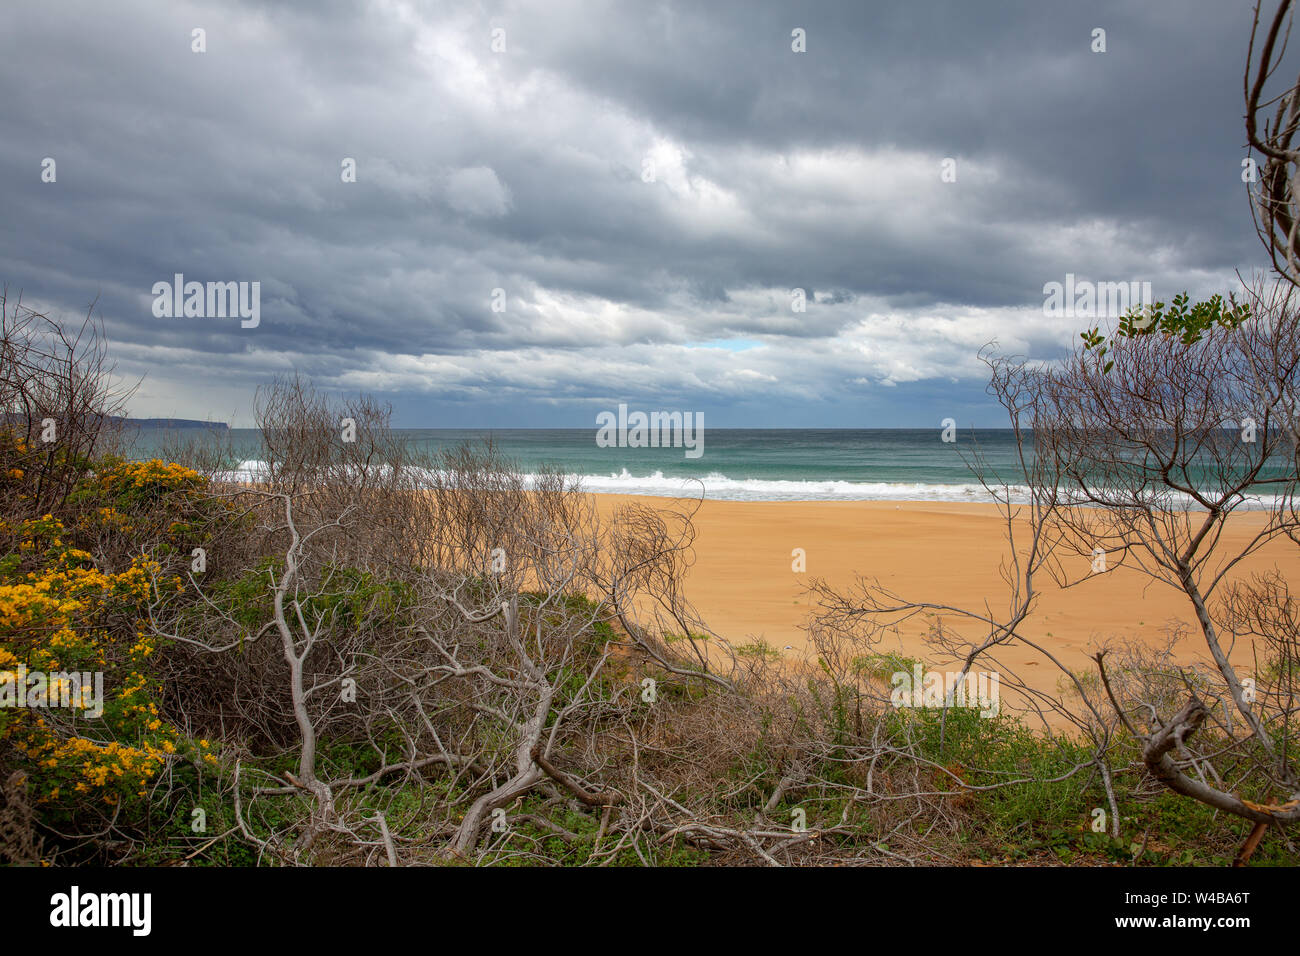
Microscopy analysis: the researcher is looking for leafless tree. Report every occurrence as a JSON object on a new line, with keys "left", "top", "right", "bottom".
{"left": 0, "top": 289, "right": 134, "bottom": 521}
{"left": 129, "top": 375, "right": 991, "bottom": 866}
{"left": 809, "top": 280, "right": 1300, "bottom": 862}
{"left": 142, "top": 379, "right": 770, "bottom": 862}
{"left": 1248, "top": 1, "right": 1300, "bottom": 287}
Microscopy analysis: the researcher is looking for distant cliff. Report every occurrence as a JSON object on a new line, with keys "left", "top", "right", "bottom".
{"left": 110, "top": 417, "right": 229, "bottom": 430}
{"left": 2, "top": 413, "right": 228, "bottom": 430}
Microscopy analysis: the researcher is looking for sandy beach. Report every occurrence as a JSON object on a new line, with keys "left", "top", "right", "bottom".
{"left": 594, "top": 495, "right": 1300, "bottom": 712}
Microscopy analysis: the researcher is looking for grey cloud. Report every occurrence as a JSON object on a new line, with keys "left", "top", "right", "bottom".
{"left": 0, "top": 0, "right": 1274, "bottom": 426}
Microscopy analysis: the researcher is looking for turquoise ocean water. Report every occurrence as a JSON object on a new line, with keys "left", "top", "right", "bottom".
{"left": 122, "top": 427, "right": 1292, "bottom": 504}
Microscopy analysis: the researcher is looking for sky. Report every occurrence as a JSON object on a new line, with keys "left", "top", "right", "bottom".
{"left": 0, "top": 0, "right": 1276, "bottom": 427}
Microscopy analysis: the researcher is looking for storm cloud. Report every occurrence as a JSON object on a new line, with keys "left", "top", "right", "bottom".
{"left": 0, "top": 0, "right": 1271, "bottom": 426}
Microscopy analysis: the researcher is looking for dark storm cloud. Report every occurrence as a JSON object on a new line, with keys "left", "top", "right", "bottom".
{"left": 0, "top": 0, "right": 1273, "bottom": 425}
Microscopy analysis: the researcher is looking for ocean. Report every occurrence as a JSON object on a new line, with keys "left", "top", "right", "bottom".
{"left": 121, "top": 427, "right": 1294, "bottom": 506}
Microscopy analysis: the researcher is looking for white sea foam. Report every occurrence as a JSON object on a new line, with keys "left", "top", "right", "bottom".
{"left": 217, "top": 459, "right": 1008, "bottom": 500}
{"left": 216, "top": 460, "right": 1281, "bottom": 508}
{"left": 569, "top": 468, "right": 1016, "bottom": 502}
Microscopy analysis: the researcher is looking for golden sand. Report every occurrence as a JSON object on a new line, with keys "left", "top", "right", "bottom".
{"left": 593, "top": 495, "right": 1299, "bottom": 713}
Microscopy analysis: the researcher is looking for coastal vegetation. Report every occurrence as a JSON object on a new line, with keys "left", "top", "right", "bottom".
{"left": 1, "top": 285, "right": 1296, "bottom": 867}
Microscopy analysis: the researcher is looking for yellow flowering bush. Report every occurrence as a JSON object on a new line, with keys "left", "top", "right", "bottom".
{"left": 0, "top": 460, "right": 221, "bottom": 826}
{"left": 78, "top": 505, "right": 133, "bottom": 535}
{"left": 0, "top": 429, "right": 35, "bottom": 502}
{"left": 96, "top": 458, "right": 205, "bottom": 502}
{"left": 78, "top": 458, "right": 215, "bottom": 557}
